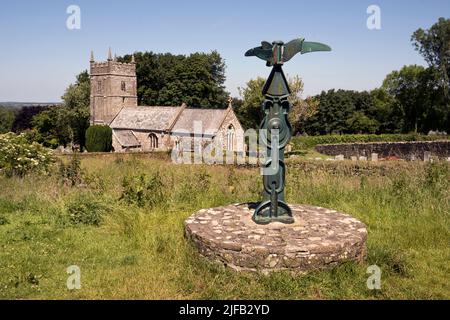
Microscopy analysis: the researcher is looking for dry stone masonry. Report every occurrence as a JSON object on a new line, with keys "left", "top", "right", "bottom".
{"left": 185, "top": 203, "right": 367, "bottom": 273}
{"left": 315, "top": 140, "right": 450, "bottom": 160}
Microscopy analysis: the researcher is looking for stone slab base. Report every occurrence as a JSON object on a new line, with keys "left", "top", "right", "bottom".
{"left": 185, "top": 203, "right": 367, "bottom": 273}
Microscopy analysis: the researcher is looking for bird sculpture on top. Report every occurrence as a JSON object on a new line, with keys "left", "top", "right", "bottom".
{"left": 245, "top": 38, "right": 331, "bottom": 66}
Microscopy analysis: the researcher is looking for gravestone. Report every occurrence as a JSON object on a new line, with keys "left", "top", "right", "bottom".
{"left": 185, "top": 38, "right": 367, "bottom": 273}
{"left": 371, "top": 153, "right": 378, "bottom": 162}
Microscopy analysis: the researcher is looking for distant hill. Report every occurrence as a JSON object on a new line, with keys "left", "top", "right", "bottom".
{"left": 0, "top": 102, "right": 62, "bottom": 109}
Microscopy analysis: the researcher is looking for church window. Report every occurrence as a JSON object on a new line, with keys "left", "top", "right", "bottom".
{"left": 226, "top": 124, "right": 235, "bottom": 151}
{"left": 97, "top": 81, "right": 102, "bottom": 93}
{"left": 121, "top": 81, "right": 126, "bottom": 91}
{"left": 149, "top": 133, "right": 158, "bottom": 150}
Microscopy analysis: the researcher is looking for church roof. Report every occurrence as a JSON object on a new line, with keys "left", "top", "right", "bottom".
{"left": 110, "top": 106, "right": 181, "bottom": 131}
{"left": 171, "top": 108, "right": 229, "bottom": 135}
{"left": 110, "top": 105, "right": 230, "bottom": 135}
{"left": 113, "top": 130, "right": 141, "bottom": 147}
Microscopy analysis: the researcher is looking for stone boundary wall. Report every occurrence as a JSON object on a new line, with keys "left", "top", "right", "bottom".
{"left": 315, "top": 140, "right": 450, "bottom": 160}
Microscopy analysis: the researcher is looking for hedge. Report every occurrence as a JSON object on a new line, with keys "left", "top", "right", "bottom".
{"left": 85, "top": 125, "right": 112, "bottom": 152}
{"left": 291, "top": 134, "right": 449, "bottom": 150}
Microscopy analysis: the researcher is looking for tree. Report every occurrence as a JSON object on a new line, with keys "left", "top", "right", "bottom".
{"left": 118, "top": 51, "right": 229, "bottom": 108}
{"left": 412, "top": 18, "right": 450, "bottom": 132}
{"left": 31, "top": 106, "right": 73, "bottom": 148}
{"left": 304, "top": 90, "right": 363, "bottom": 135}
{"left": 370, "top": 88, "right": 404, "bottom": 133}
{"left": 61, "top": 70, "right": 90, "bottom": 148}
{"left": 382, "top": 65, "right": 437, "bottom": 133}
{"left": 28, "top": 71, "right": 90, "bottom": 149}
{"left": 345, "top": 111, "right": 379, "bottom": 134}
{"left": 85, "top": 125, "right": 112, "bottom": 152}
{"left": 237, "top": 75, "right": 312, "bottom": 132}
{"left": 0, "top": 107, "right": 16, "bottom": 134}
{"left": 12, "top": 105, "right": 50, "bottom": 133}
{"left": 287, "top": 75, "right": 319, "bottom": 135}
{"left": 237, "top": 77, "right": 266, "bottom": 130}
{"left": 412, "top": 18, "right": 450, "bottom": 101}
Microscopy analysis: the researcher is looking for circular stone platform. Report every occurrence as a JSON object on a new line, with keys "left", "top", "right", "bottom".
{"left": 185, "top": 203, "right": 367, "bottom": 273}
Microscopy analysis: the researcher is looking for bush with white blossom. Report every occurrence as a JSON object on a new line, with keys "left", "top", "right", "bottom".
{"left": 0, "top": 133, "right": 55, "bottom": 177}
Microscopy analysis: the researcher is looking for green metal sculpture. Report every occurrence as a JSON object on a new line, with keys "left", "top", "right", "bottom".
{"left": 245, "top": 38, "right": 331, "bottom": 224}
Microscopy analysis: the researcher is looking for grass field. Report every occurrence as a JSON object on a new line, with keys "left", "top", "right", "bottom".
{"left": 0, "top": 153, "right": 448, "bottom": 299}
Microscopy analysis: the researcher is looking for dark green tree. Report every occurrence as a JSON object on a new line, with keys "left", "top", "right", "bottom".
{"left": 304, "top": 90, "right": 364, "bottom": 135}
{"left": 31, "top": 106, "right": 71, "bottom": 148}
{"left": 85, "top": 125, "right": 112, "bottom": 152}
{"left": 370, "top": 88, "right": 404, "bottom": 133}
{"left": 0, "top": 107, "right": 16, "bottom": 134}
{"left": 29, "top": 71, "right": 90, "bottom": 149}
{"left": 119, "top": 51, "right": 228, "bottom": 108}
{"left": 412, "top": 18, "right": 450, "bottom": 132}
{"left": 382, "top": 65, "right": 438, "bottom": 133}
{"left": 61, "top": 70, "right": 90, "bottom": 148}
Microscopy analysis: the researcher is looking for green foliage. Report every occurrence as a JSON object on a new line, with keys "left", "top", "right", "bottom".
{"left": 0, "top": 107, "right": 15, "bottom": 134}
{"left": 303, "top": 89, "right": 403, "bottom": 135}
{"left": 424, "top": 162, "right": 449, "bottom": 192}
{"left": 382, "top": 65, "right": 444, "bottom": 133}
{"left": 410, "top": 18, "right": 450, "bottom": 132}
{"left": 344, "top": 111, "right": 379, "bottom": 134}
{"left": 60, "top": 70, "right": 91, "bottom": 148}
{"left": 0, "top": 155, "right": 448, "bottom": 299}
{"left": 237, "top": 75, "right": 309, "bottom": 130}
{"left": 85, "top": 125, "right": 112, "bottom": 152}
{"left": 120, "top": 171, "right": 165, "bottom": 208}
{"left": 0, "top": 215, "right": 8, "bottom": 225}
{"left": 118, "top": 51, "right": 228, "bottom": 108}
{"left": 66, "top": 194, "right": 106, "bottom": 226}
{"left": 291, "top": 133, "right": 448, "bottom": 150}
{"left": 236, "top": 77, "right": 266, "bottom": 129}
{"left": 58, "top": 154, "right": 82, "bottom": 186}
{"left": 11, "top": 105, "right": 50, "bottom": 133}
{"left": 0, "top": 133, "right": 54, "bottom": 177}
{"left": 27, "top": 71, "right": 90, "bottom": 149}
{"left": 412, "top": 17, "right": 450, "bottom": 103}
{"left": 31, "top": 106, "right": 73, "bottom": 148}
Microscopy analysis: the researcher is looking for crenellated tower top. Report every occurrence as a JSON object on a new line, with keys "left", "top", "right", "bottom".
{"left": 90, "top": 48, "right": 136, "bottom": 77}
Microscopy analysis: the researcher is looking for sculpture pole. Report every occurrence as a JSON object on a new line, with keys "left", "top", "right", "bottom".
{"left": 245, "top": 38, "right": 331, "bottom": 224}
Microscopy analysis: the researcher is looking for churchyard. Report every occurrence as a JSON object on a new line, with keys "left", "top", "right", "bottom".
{"left": 0, "top": 151, "right": 448, "bottom": 299}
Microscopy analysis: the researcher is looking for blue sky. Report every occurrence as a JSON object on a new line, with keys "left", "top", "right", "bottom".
{"left": 0, "top": 0, "right": 448, "bottom": 102}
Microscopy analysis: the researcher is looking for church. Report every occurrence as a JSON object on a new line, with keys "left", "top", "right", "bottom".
{"left": 89, "top": 49, "right": 245, "bottom": 153}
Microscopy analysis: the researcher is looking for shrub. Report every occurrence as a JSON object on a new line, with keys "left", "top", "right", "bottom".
{"left": 0, "top": 132, "right": 54, "bottom": 177}
{"left": 66, "top": 194, "right": 107, "bottom": 226}
{"left": 0, "top": 215, "right": 9, "bottom": 225}
{"left": 291, "top": 133, "right": 449, "bottom": 150}
{"left": 120, "top": 171, "right": 165, "bottom": 208}
{"left": 85, "top": 125, "right": 112, "bottom": 152}
{"left": 58, "top": 154, "right": 82, "bottom": 186}
{"left": 424, "top": 162, "right": 449, "bottom": 191}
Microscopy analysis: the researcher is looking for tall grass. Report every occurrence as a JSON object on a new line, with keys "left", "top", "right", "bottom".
{"left": 0, "top": 154, "right": 448, "bottom": 299}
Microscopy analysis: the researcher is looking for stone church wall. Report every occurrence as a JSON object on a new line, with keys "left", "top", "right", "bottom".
{"left": 217, "top": 109, "right": 245, "bottom": 152}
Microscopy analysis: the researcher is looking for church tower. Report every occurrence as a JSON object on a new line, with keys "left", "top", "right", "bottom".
{"left": 89, "top": 48, "right": 138, "bottom": 124}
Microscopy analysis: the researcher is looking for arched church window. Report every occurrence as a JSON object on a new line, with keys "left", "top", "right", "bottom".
{"left": 121, "top": 81, "right": 126, "bottom": 92}
{"left": 97, "top": 81, "right": 102, "bottom": 93}
{"left": 226, "top": 124, "right": 235, "bottom": 151}
{"left": 149, "top": 133, "right": 158, "bottom": 150}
